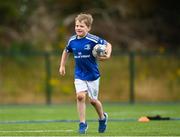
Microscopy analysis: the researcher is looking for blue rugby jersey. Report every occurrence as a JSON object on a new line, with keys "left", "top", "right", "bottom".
{"left": 65, "top": 33, "right": 107, "bottom": 81}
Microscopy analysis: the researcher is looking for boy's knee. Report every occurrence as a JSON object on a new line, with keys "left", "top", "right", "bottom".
{"left": 76, "top": 93, "right": 86, "bottom": 101}
{"left": 90, "top": 99, "right": 98, "bottom": 106}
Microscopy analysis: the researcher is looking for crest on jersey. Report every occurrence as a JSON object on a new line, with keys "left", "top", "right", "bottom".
{"left": 84, "top": 44, "right": 91, "bottom": 50}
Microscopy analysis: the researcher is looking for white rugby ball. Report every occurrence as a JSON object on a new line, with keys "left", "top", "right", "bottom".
{"left": 92, "top": 44, "right": 107, "bottom": 57}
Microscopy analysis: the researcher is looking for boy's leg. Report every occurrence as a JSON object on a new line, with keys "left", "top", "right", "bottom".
{"left": 76, "top": 91, "right": 86, "bottom": 123}
{"left": 90, "top": 99, "right": 108, "bottom": 133}
{"left": 86, "top": 78, "right": 108, "bottom": 133}
{"left": 86, "top": 78, "right": 105, "bottom": 119}
{"left": 77, "top": 91, "right": 88, "bottom": 134}
{"left": 74, "top": 79, "right": 88, "bottom": 134}
{"left": 89, "top": 99, "right": 105, "bottom": 119}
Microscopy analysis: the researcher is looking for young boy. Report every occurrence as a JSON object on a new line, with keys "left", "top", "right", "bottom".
{"left": 59, "top": 13, "right": 112, "bottom": 134}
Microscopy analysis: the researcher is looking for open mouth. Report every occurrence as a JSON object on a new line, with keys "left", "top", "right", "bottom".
{"left": 76, "top": 30, "right": 83, "bottom": 33}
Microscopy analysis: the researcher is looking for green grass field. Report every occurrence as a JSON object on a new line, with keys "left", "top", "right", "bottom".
{"left": 0, "top": 103, "right": 180, "bottom": 136}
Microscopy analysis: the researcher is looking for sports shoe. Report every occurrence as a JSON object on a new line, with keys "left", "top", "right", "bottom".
{"left": 98, "top": 112, "right": 108, "bottom": 133}
{"left": 79, "top": 122, "right": 88, "bottom": 134}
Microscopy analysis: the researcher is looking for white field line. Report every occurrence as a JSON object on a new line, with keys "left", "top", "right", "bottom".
{"left": 0, "top": 129, "right": 73, "bottom": 133}
{"left": 0, "top": 136, "right": 175, "bottom": 137}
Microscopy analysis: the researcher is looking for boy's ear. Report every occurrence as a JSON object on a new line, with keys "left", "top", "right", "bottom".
{"left": 88, "top": 27, "right": 91, "bottom": 31}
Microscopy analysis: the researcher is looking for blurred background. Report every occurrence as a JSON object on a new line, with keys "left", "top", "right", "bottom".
{"left": 0, "top": 0, "right": 179, "bottom": 104}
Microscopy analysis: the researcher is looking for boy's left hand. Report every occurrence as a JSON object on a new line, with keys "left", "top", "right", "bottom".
{"left": 97, "top": 42, "right": 112, "bottom": 61}
{"left": 97, "top": 52, "right": 110, "bottom": 61}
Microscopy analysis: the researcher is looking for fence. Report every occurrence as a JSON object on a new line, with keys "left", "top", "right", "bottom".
{"left": 0, "top": 51, "right": 179, "bottom": 104}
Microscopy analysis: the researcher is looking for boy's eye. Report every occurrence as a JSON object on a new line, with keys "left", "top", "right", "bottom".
{"left": 76, "top": 25, "right": 84, "bottom": 28}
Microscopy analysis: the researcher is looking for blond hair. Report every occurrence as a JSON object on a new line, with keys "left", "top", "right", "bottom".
{"left": 75, "top": 13, "right": 93, "bottom": 28}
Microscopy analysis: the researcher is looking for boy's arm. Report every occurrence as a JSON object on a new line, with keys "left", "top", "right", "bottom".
{"left": 59, "top": 50, "right": 70, "bottom": 76}
{"left": 97, "top": 42, "right": 112, "bottom": 61}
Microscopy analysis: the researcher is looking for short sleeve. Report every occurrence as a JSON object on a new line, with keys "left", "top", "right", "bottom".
{"left": 65, "top": 44, "right": 72, "bottom": 53}
{"left": 98, "top": 38, "right": 108, "bottom": 45}
{"left": 65, "top": 38, "right": 73, "bottom": 53}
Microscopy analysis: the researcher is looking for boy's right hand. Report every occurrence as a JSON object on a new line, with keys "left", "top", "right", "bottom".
{"left": 59, "top": 66, "right": 66, "bottom": 76}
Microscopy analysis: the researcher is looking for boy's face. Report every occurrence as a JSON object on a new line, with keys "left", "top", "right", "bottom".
{"left": 75, "top": 20, "right": 90, "bottom": 37}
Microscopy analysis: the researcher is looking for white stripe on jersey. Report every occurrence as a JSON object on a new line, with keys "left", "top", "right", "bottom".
{"left": 87, "top": 33, "right": 99, "bottom": 41}
{"left": 86, "top": 37, "right": 98, "bottom": 43}
{"left": 67, "top": 35, "right": 76, "bottom": 46}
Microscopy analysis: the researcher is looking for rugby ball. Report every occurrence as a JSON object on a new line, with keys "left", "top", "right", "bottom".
{"left": 92, "top": 44, "right": 107, "bottom": 57}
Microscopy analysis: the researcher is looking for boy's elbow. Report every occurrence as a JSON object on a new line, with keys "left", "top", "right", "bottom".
{"left": 107, "top": 43, "right": 112, "bottom": 57}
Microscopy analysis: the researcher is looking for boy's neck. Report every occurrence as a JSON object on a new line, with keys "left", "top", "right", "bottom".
{"left": 77, "top": 33, "right": 89, "bottom": 39}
